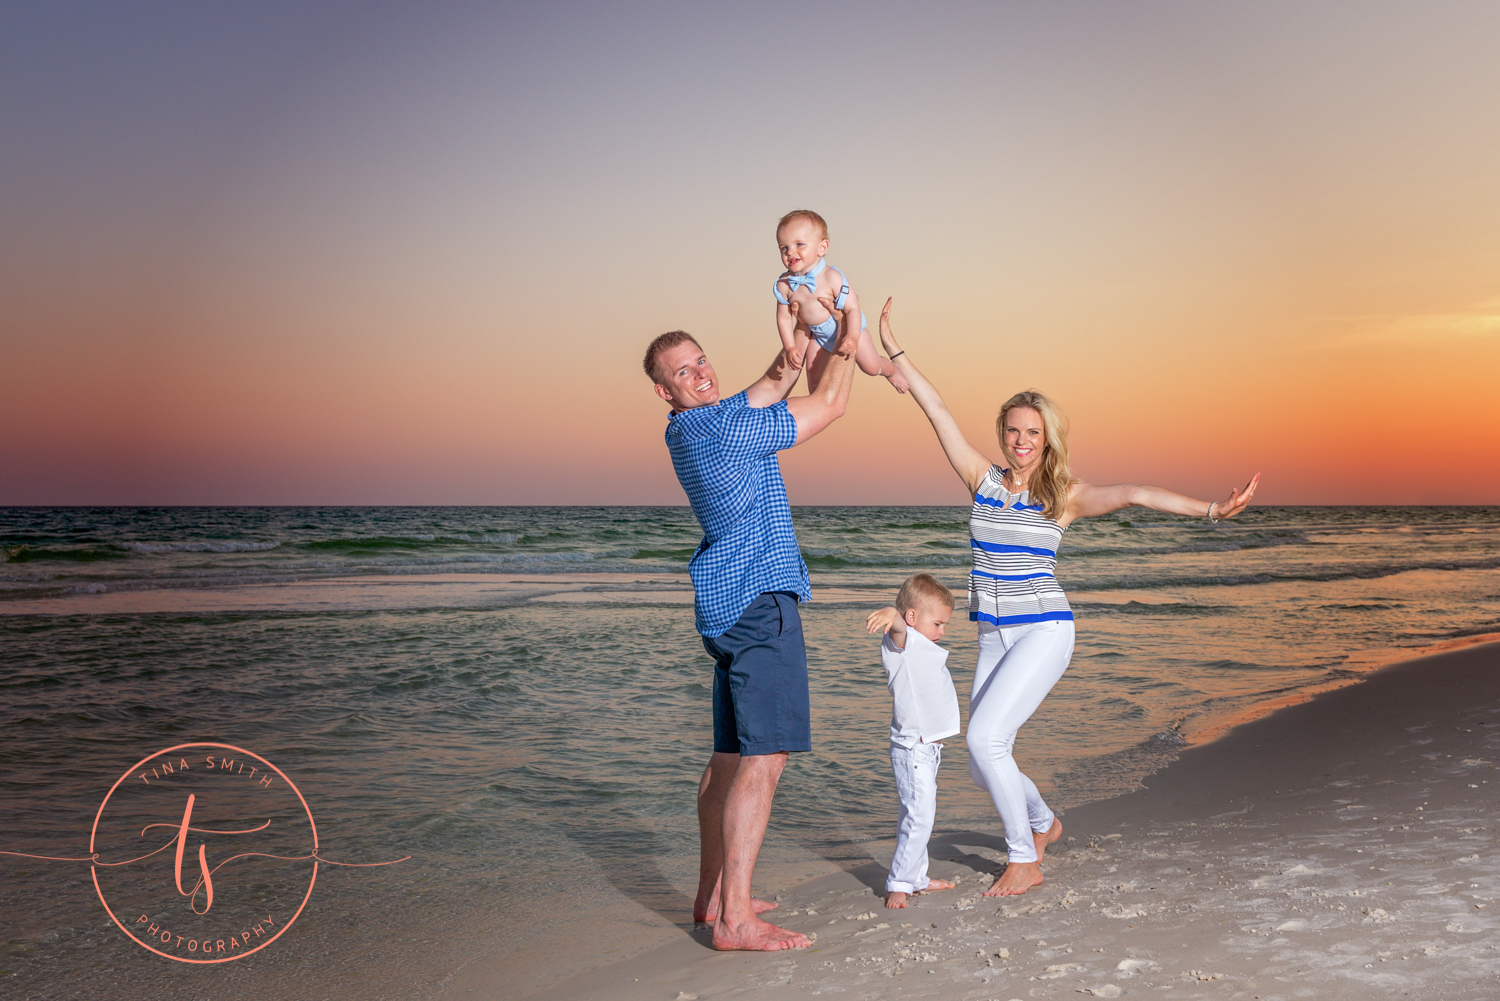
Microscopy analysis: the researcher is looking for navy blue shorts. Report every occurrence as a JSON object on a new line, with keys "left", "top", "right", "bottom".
{"left": 702, "top": 592, "right": 811, "bottom": 756}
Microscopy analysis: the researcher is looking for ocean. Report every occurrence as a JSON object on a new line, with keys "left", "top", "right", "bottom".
{"left": 2, "top": 505, "right": 1498, "bottom": 997}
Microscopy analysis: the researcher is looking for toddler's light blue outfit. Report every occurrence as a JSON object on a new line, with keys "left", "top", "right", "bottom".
{"left": 773, "top": 258, "right": 868, "bottom": 350}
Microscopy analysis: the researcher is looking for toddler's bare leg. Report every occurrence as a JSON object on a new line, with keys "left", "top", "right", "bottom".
{"left": 853, "top": 327, "right": 909, "bottom": 392}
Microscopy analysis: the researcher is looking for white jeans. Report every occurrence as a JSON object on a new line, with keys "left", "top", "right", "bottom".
{"left": 966, "top": 619, "right": 1074, "bottom": 863}
{"left": 886, "top": 740, "right": 942, "bottom": 893}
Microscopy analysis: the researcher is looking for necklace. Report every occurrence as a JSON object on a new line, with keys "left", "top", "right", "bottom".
{"left": 1005, "top": 475, "right": 1030, "bottom": 493}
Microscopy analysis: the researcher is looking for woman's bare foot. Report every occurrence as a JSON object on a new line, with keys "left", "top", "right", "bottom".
{"left": 920, "top": 877, "right": 956, "bottom": 893}
{"left": 984, "top": 861, "right": 1043, "bottom": 896}
{"left": 695, "top": 897, "right": 777, "bottom": 923}
{"left": 712, "top": 915, "right": 809, "bottom": 952}
{"left": 885, "top": 891, "right": 909, "bottom": 908}
{"left": 1034, "top": 818, "right": 1063, "bottom": 863}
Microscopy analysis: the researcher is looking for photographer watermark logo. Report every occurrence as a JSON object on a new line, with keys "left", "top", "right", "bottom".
{"left": 6, "top": 741, "right": 405, "bottom": 964}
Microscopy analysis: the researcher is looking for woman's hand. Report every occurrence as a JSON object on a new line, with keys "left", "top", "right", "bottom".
{"left": 873, "top": 296, "right": 992, "bottom": 495}
{"left": 1065, "top": 472, "right": 1263, "bottom": 527}
{"left": 878, "top": 297, "right": 901, "bottom": 358}
{"left": 1211, "top": 472, "right": 1261, "bottom": 520}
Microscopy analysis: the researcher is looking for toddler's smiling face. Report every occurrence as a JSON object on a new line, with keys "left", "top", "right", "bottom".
{"left": 777, "top": 218, "right": 829, "bottom": 276}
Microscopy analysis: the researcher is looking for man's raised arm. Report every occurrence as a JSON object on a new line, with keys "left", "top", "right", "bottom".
{"left": 746, "top": 300, "right": 820, "bottom": 407}
{"left": 784, "top": 299, "right": 859, "bottom": 444}
{"left": 743, "top": 343, "right": 804, "bottom": 408}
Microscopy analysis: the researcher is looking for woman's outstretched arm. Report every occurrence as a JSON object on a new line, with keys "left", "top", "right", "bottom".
{"left": 877, "top": 298, "right": 991, "bottom": 496}
{"left": 1065, "top": 473, "right": 1261, "bottom": 526}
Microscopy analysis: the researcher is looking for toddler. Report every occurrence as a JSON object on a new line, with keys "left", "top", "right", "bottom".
{"left": 774, "top": 209, "right": 909, "bottom": 393}
{"left": 865, "top": 572, "right": 961, "bottom": 907}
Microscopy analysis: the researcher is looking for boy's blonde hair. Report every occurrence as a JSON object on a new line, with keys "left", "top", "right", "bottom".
{"left": 896, "top": 573, "right": 955, "bottom": 616}
{"left": 776, "top": 209, "right": 828, "bottom": 240}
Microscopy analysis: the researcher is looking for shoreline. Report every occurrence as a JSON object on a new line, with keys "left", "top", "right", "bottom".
{"left": 452, "top": 639, "right": 1500, "bottom": 1000}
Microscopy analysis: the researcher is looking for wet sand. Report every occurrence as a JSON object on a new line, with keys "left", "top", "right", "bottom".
{"left": 455, "top": 640, "right": 1500, "bottom": 1000}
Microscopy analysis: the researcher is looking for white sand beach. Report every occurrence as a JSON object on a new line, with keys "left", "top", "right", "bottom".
{"left": 456, "top": 640, "right": 1500, "bottom": 1000}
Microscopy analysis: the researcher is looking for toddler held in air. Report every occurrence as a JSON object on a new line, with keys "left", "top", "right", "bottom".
{"left": 866, "top": 573, "right": 961, "bottom": 908}
{"left": 774, "top": 209, "right": 909, "bottom": 393}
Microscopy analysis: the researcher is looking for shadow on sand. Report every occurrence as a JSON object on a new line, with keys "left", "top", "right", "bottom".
{"left": 552, "top": 805, "right": 697, "bottom": 928}
{"left": 786, "top": 828, "right": 1017, "bottom": 896}
{"left": 554, "top": 806, "right": 1033, "bottom": 949}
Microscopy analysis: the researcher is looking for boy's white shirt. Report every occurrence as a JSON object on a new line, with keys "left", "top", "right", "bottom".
{"left": 881, "top": 627, "right": 961, "bottom": 749}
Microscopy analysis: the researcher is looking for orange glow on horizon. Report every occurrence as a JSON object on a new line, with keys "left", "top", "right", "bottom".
{"left": 4, "top": 5, "right": 1498, "bottom": 506}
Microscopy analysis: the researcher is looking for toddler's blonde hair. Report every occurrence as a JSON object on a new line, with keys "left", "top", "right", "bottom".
{"left": 776, "top": 209, "right": 828, "bottom": 240}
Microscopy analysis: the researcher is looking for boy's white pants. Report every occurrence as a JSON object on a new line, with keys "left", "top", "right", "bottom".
{"left": 886, "top": 740, "right": 942, "bottom": 894}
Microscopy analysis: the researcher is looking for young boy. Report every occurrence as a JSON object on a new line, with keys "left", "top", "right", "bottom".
{"left": 773, "top": 209, "right": 909, "bottom": 394}
{"left": 865, "top": 572, "right": 961, "bottom": 908}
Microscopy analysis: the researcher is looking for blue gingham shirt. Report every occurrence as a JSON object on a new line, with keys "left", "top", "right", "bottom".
{"left": 665, "top": 390, "right": 811, "bottom": 637}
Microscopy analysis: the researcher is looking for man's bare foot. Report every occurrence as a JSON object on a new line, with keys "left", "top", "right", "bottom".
{"left": 983, "top": 861, "right": 1043, "bottom": 896}
{"left": 919, "top": 877, "right": 956, "bottom": 893}
{"left": 695, "top": 897, "right": 777, "bottom": 924}
{"left": 1034, "top": 818, "right": 1063, "bottom": 864}
{"left": 885, "top": 891, "right": 909, "bottom": 908}
{"left": 712, "top": 915, "right": 809, "bottom": 952}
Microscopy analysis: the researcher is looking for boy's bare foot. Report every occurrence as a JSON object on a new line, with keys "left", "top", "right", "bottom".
{"left": 712, "top": 915, "right": 809, "bottom": 952}
{"left": 984, "top": 861, "right": 1043, "bottom": 896}
{"left": 1034, "top": 818, "right": 1063, "bottom": 863}
{"left": 888, "top": 876, "right": 956, "bottom": 907}
{"left": 694, "top": 897, "right": 778, "bottom": 923}
{"left": 885, "top": 367, "right": 910, "bottom": 394}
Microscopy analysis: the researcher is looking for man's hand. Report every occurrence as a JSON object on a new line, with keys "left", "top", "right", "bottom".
{"left": 819, "top": 295, "right": 858, "bottom": 359}
{"left": 784, "top": 292, "right": 860, "bottom": 444}
{"left": 783, "top": 302, "right": 806, "bottom": 370}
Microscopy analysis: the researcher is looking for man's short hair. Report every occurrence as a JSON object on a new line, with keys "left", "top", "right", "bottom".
{"left": 643, "top": 330, "right": 702, "bottom": 385}
{"left": 896, "top": 573, "right": 955, "bottom": 616}
{"left": 777, "top": 209, "right": 828, "bottom": 240}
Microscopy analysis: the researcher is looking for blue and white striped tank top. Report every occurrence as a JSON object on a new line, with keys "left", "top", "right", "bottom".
{"left": 968, "top": 465, "right": 1073, "bottom": 626}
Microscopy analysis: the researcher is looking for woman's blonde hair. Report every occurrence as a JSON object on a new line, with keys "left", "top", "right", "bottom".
{"left": 995, "top": 390, "right": 1074, "bottom": 522}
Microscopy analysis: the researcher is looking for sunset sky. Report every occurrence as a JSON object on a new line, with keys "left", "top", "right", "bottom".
{"left": 4, "top": 2, "right": 1498, "bottom": 506}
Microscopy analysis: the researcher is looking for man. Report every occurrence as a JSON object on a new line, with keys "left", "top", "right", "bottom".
{"left": 643, "top": 299, "right": 859, "bottom": 952}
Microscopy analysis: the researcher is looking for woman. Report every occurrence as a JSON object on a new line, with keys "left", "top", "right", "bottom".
{"left": 877, "top": 299, "right": 1259, "bottom": 896}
